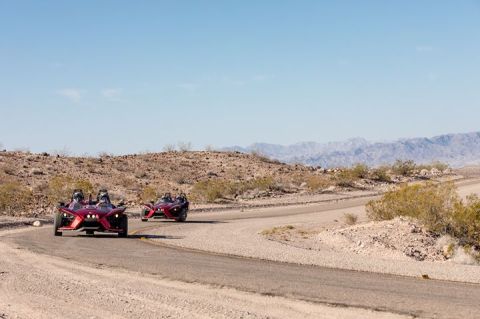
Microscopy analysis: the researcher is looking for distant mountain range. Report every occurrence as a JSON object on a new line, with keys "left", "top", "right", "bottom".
{"left": 224, "top": 132, "right": 480, "bottom": 168}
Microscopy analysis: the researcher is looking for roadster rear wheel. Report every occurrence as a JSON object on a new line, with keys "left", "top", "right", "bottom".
{"left": 176, "top": 208, "right": 187, "bottom": 222}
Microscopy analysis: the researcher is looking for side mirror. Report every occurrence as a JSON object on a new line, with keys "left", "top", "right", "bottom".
{"left": 150, "top": 200, "right": 154, "bottom": 205}
{"left": 58, "top": 202, "right": 65, "bottom": 207}
{"left": 118, "top": 201, "right": 125, "bottom": 207}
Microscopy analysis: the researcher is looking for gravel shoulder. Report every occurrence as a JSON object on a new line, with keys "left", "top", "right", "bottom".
{"left": 0, "top": 228, "right": 407, "bottom": 319}
{"left": 146, "top": 180, "right": 480, "bottom": 284}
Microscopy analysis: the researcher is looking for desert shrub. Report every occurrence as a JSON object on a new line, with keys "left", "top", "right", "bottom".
{"left": 343, "top": 213, "right": 358, "bottom": 225}
{"left": 350, "top": 164, "right": 369, "bottom": 179}
{"left": 163, "top": 144, "right": 176, "bottom": 152}
{"left": 48, "top": 175, "right": 94, "bottom": 203}
{"left": 140, "top": 186, "right": 158, "bottom": 203}
{"left": 51, "top": 147, "right": 70, "bottom": 157}
{"left": 191, "top": 177, "right": 278, "bottom": 203}
{"left": 177, "top": 141, "right": 192, "bottom": 152}
{"left": 432, "top": 161, "right": 449, "bottom": 172}
{"left": 174, "top": 174, "right": 189, "bottom": 185}
{"left": 450, "top": 195, "right": 480, "bottom": 246}
{"left": 366, "top": 182, "right": 480, "bottom": 247}
{"left": 190, "top": 180, "right": 227, "bottom": 202}
{"left": 243, "top": 177, "right": 275, "bottom": 192}
{"left": 392, "top": 160, "right": 416, "bottom": 176}
{"left": 114, "top": 162, "right": 130, "bottom": 172}
{"left": 204, "top": 145, "right": 215, "bottom": 152}
{"left": 334, "top": 164, "right": 369, "bottom": 188}
{"left": 0, "top": 182, "right": 33, "bottom": 215}
{"left": 335, "top": 170, "right": 357, "bottom": 188}
{"left": 305, "top": 175, "right": 330, "bottom": 191}
{"left": 119, "top": 175, "right": 137, "bottom": 189}
{"left": 366, "top": 182, "right": 458, "bottom": 231}
{"left": 97, "top": 151, "right": 112, "bottom": 158}
{"left": 250, "top": 150, "right": 281, "bottom": 164}
{"left": 134, "top": 170, "right": 147, "bottom": 179}
{"left": 2, "top": 163, "right": 16, "bottom": 176}
{"left": 371, "top": 166, "right": 392, "bottom": 182}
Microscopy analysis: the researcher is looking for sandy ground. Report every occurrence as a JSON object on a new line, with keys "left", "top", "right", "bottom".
{"left": 146, "top": 181, "right": 480, "bottom": 283}
{"left": 0, "top": 228, "right": 408, "bottom": 319}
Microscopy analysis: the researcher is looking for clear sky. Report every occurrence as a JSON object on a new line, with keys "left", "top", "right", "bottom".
{"left": 1, "top": 1, "right": 479, "bottom": 154}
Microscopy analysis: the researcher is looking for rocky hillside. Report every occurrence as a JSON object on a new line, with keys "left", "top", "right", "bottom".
{"left": 226, "top": 131, "right": 480, "bottom": 168}
{"left": 0, "top": 150, "right": 453, "bottom": 217}
{"left": 0, "top": 151, "right": 328, "bottom": 216}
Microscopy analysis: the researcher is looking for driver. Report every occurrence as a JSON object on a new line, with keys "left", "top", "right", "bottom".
{"left": 68, "top": 189, "right": 85, "bottom": 210}
{"left": 96, "top": 189, "right": 113, "bottom": 208}
{"left": 176, "top": 193, "right": 187, "bottom": 203}
{"left": 159, "top": 192, "right": 173, "bottom": 203}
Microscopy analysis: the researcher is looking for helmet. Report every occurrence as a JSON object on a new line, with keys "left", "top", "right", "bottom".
{"left": 72, "top": 189, "right": 84, "bottom": 203}
{"left": 97, "top": 189, "right": 111, "bottom": 204}
{"left": 160, "top": 193, "right": 172, "bottom": 203}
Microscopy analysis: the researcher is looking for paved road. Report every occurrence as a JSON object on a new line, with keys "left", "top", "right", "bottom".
{"left": 4, "top": 186, "right": 480, "bottom": 318}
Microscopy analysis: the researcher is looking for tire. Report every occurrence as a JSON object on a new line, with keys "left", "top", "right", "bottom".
{"left": 118, "top": 215, "right": 128, "bottom": 238}
{"left": 141, "top": 210, "right": 148, "bottom": 222}
{"left": 53, "top": 213, "right": 62, "bottom": 236}
{"left": 175, "top": 208, "right": 187, "bottom": 222}
{"left": 86, "top": 230, "right": 94, "bottom": 236}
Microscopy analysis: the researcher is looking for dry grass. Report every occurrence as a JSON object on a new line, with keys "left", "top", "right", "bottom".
{"left": 260, "top": 225, "right": 295, "bottom": 236}
{"left": 0, "top": 182, "right": 33, "bottom": 215}
{"left": 343, "top": 213, "right": 358, "bottom": 225}
{"left": 48, "top": 175, "right": 94, "bottom": 204}
{"left": 190, "top": 177, "right": 278, "bottom": 203}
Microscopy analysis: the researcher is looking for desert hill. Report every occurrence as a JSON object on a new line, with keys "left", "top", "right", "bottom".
{"left": 0, "top": 150, "right": 451, "bottom": 217}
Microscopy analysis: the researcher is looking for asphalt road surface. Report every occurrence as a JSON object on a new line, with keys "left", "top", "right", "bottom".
{"left": 3, "top": 186, "right": 480, "bottom": 318}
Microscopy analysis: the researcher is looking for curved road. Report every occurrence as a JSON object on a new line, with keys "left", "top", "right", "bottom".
{"left": 4, "top": 183, "right": 480, "bottom": 318}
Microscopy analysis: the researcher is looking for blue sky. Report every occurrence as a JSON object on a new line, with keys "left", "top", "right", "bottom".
{"left": 1, "top": 1, "right": 479, "bottom": 154}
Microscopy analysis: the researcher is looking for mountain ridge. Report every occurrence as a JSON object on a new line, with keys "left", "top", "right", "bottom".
{"left": 224, "top": 131, "right": 480, "bottom": 168}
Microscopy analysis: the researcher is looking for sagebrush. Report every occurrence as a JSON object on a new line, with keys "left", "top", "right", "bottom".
{"left": 367, "top": 182, "right": 480, "bottom": 247}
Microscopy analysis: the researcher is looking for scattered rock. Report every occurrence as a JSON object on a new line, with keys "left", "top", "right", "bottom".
{"left": 315, "top": 217, "right": 461, "bottom": 263}
{"left": 419, "top": 169, "right": 430, "bottom": 177}
{"left": 32, "top": 220, "right": 42, "bottom": 227}
{"left": 30, "top": 168, "right": 44, "bottom": 175}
